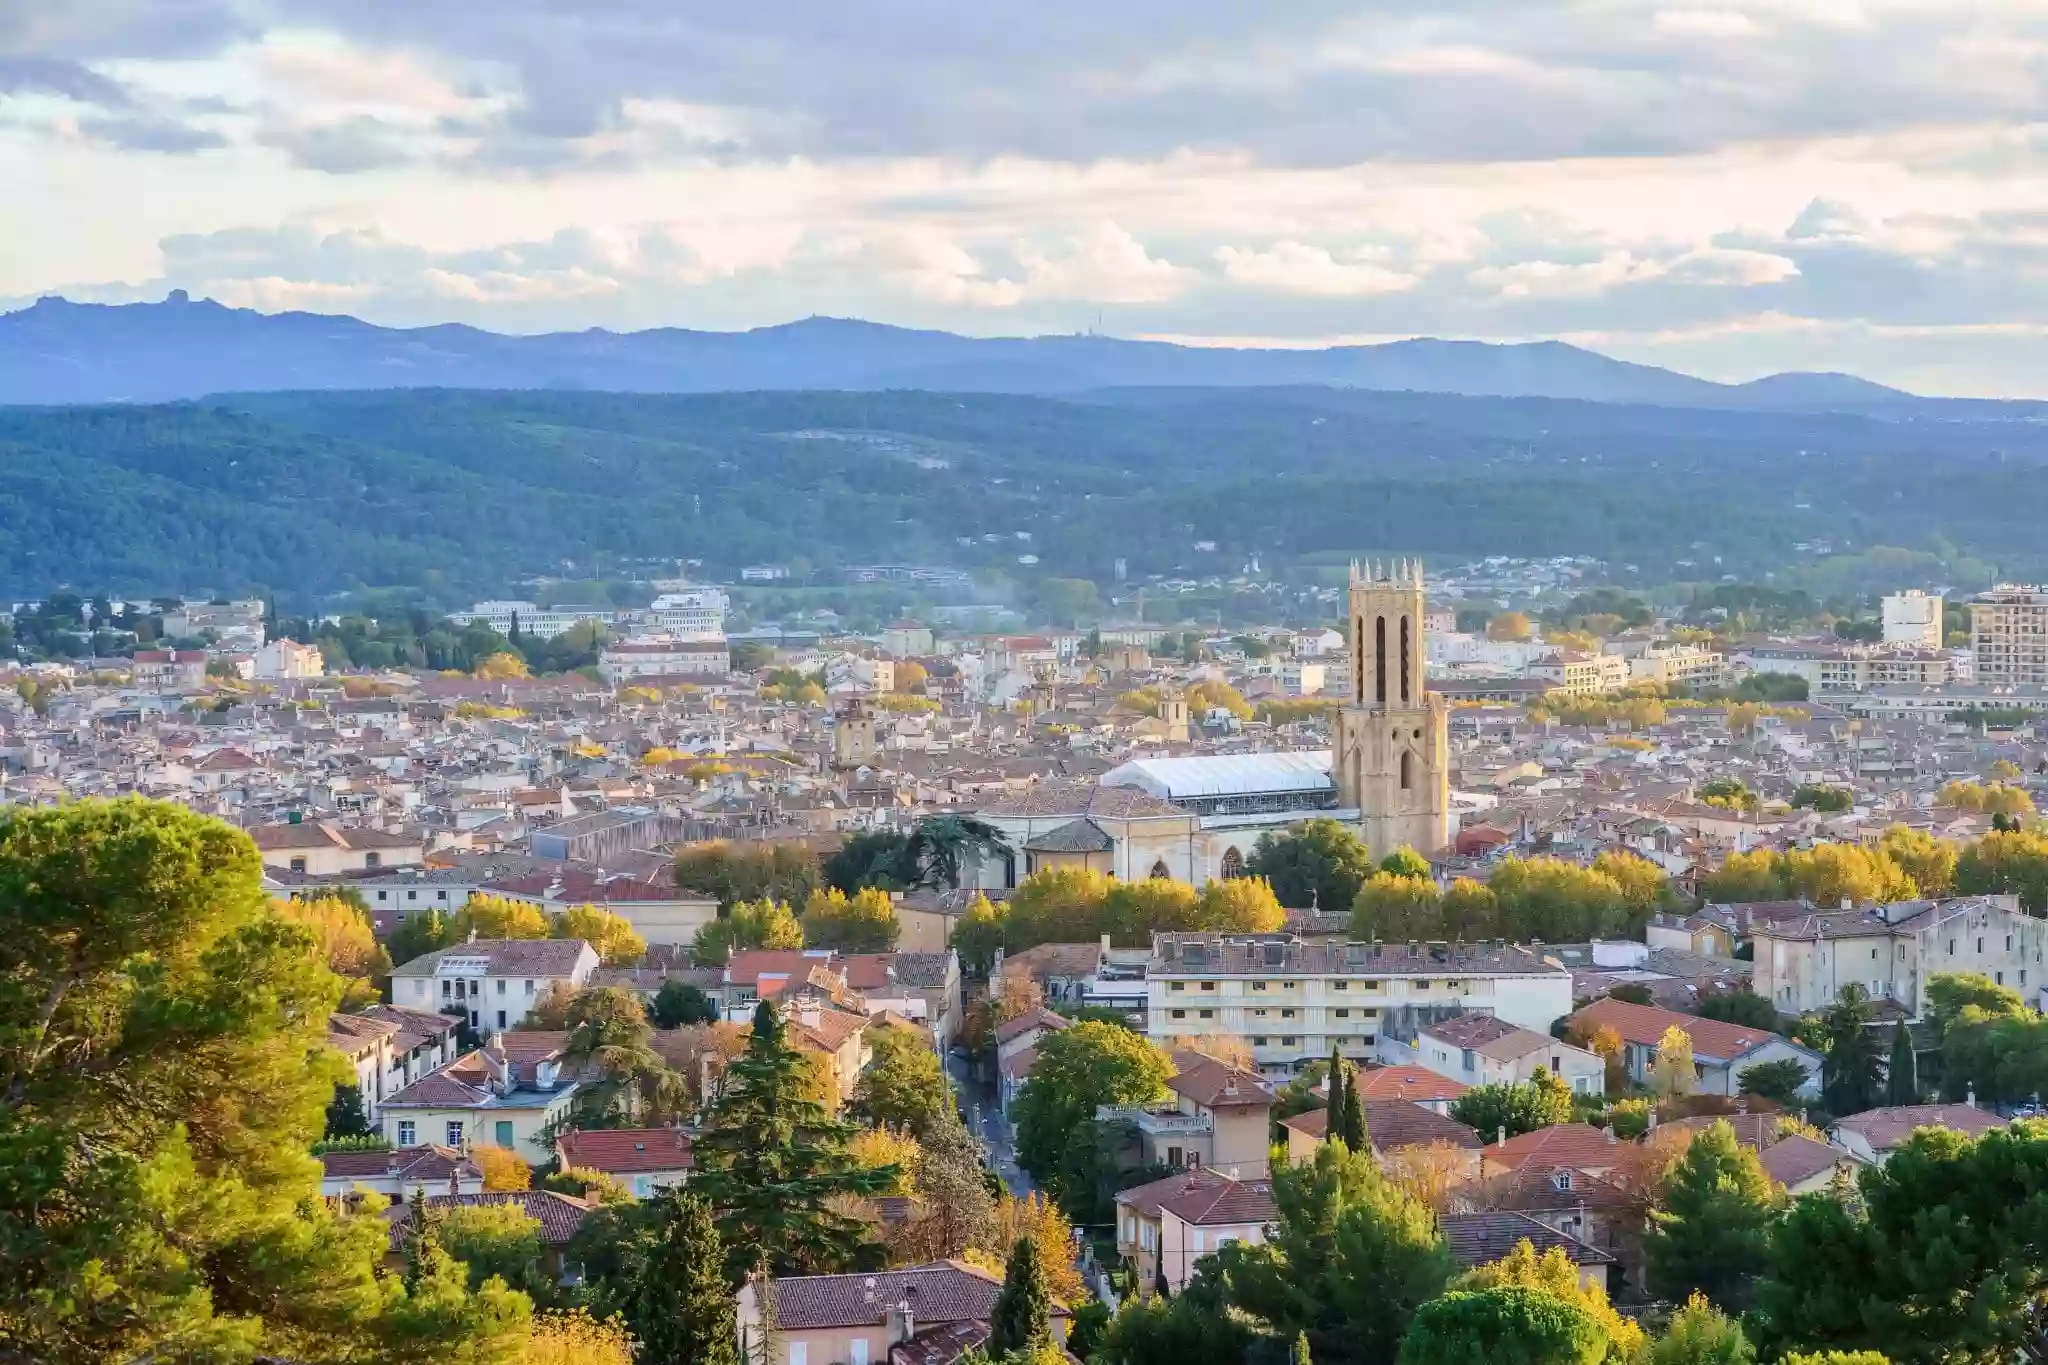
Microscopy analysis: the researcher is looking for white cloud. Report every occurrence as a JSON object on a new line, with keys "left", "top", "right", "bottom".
{"left": 1214, "top": 241, "right": 1420, "bottom": 296}
{"left": 1016, "top": 223, "right": 1188, "bottom": 304}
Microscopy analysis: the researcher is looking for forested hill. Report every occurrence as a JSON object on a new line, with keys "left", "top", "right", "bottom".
{"left": 3, "top": 385, "right": 2048, "bottom": 602}
{"left": 0, "top": 294, "right": 1932, "bottom": 409}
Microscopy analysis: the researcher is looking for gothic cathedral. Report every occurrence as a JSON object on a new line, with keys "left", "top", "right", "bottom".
{"left": 1334, "top": 559, "right": 1450, "bottom": 859}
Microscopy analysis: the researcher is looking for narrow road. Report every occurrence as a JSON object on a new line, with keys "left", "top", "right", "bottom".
{"left": 947, "top": 1048, "right": 1036, "bottom": 1197}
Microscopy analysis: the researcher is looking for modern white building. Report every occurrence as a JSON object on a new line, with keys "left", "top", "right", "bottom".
{"left": 1146, "top": 931, "right": 1575, "bottom": 1075}
{"left": 464, "top": 601, "right": 616, "bottom": 640}
{"left": 1882, "top": 591, "right": 1944, "bottom": 649}
{"left": 645, "top": 589, "right": 728, "bottom": 635}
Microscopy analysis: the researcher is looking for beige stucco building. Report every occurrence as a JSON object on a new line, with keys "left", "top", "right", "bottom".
{"left": 1750, "top": 895, "right": 2048, "bottom": 1016}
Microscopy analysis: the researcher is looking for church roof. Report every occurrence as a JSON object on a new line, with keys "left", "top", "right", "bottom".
{"left": 1022, "top": 817, "right": 1116, "bottom": 853}
{"left": 1101, "top": 750, "right": 1336, "bottom": 801}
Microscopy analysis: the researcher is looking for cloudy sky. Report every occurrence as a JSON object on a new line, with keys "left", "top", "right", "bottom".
{"left": 11, "top": 1, "right": 2048, "bottom": 394}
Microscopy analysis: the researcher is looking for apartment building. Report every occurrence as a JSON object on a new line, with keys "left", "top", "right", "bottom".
{"left": 1380, "top": 1012, "right": 1606, "bottom": 1096}
{"left": 1627, "top": 644, "right": 1726, "bottom": 691}
{"left": 1750, "top": 895, "right": 2048, "bottom": 1016}
{"left": 1971, "top": 585, "right": 2048, "bottom": 686}
{"left": 1147, "top": 932, "right": 1575, "bottom": 1075}
{"left": 1528, "top": 650, "right": 1631, "bottom": 697}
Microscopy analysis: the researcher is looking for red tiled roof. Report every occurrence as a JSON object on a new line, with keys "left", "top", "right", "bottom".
{"left": 1486, "top": 1123, "right": 1626, "bottom": 1171}
{"left": 1567, "top": 996, "right": 1791, "bottom": 1064}
{"left": 319, "top": 1144, "right": 479, "bottom": 1183}
{"left": 1167, "top": 1051, "right": 1276, "bottom": 1110}
{"left": 1281, "top": 1101, "right": 1483, "bottom": 1151}
{"left": 995, "top": 1008, "right": 1071, "bottom": 1046}
{"left": 384, "top": 1190, "right": 592, "bottom": 1247}
{"left": 557, "top": 1127, "right": 694, "bottom": 1174}
{"left": 1351, "top": 1065, "right": 1470, "bottom": 1105}
{"left": 767, "top": 1260, "right": 1068, "bottom": 1331}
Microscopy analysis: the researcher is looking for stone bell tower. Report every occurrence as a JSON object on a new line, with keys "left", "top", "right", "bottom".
{"left": 1334, "top": 559, "right": 1449, "bottom": 859}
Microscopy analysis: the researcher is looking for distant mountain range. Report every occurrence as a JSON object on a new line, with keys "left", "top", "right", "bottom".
{"left": 0, "top": 292, "right": 1935, "bottom": 410}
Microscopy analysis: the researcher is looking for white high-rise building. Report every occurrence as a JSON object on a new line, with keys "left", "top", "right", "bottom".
{"left": 1882, "top": 590, "right": 1944, "bottom": 649}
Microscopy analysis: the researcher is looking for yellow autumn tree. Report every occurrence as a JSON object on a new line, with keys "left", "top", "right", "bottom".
{"left": 847, "top": 1127, "right": 922, "bottom": 1196}
{"left": 1652, "top": 1024, "right": 1696, "bottom": 1098}
{"left": 1456, "top": 1239, "right": 1646, "bottom": 1363}
{"left": 983, "top": 1192, "right": 1086, "bottom": 1303}
{"left": 474, "top": 651, "right": 531, "bottom": 680}
{"left": 454, "top": 892, "right": 551, "bottom": 940}
{"left": 475, "top": 1144, "right": 532, "bottom": 1191}
{"left": 553, "top": 904, "right": 648, "bottom": 967}
{"left": 1197, "top": 875, "right": 1287, "bottom": 932}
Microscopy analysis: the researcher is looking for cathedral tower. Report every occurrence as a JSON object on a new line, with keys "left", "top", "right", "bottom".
{"left": 1334, "top": 559, "right": 1449, "bottom": 859}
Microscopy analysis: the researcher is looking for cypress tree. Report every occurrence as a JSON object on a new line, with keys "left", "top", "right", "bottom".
{"left": 1340, "top": 1061, "right": 1369, "bottom": 1152}
{"left": 629, "top": 1190, "right": 740, "bottom": 1365}
{"left": 1887, "top": 1017, "right": 1918, "bottom": 1105}
{"left": 989, "top": 1233, "right": 1054, "bottom": 1356}
{"left": 690, "top": 1000, "right": 897, "bottom": 1278}
{"left": 1292, "top": 1330, "right": 1314, "bottom": 1365}
{"left": 1325, "top": 1048, "right": 1347, "bottom": 1146}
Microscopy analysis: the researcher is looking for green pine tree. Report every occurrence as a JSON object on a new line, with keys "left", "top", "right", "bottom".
{"left": 989, "top": 1233, "right": 1054, "bottom": 1357}
{"left": 690, "top": 1000, "right": 898, "bottom": 1278}
{"left": 1340, "top": 1061, "right": 1369, "bottom": 1152}
{"left": 1645, "top": 1121, "right": 1783, "bottom": 1310}
{"left": 1886, "top": 1019, "right": 1917, "bottom": 1105}
{"left": 1325, "top": 1048, "right": 1347, "bottom": 1146}
{"left": 629, "top": 1189, "right": 740, "bottom": 1365}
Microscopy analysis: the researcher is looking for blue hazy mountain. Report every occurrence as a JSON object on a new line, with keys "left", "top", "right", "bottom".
{"left": 0, "top": 292, "right": 1925, "bottom": 409}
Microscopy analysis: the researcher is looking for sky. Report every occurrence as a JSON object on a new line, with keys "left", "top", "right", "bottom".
{"left": 11, "top": 2, "right": 2048, "bottom": 395}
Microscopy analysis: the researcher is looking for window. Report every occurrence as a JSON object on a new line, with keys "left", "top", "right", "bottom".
{"left": 1997, "top": 972, "right": 2005, "bottom": 985}
{"left": 398, "top": 1120, "right": 416, "bottom": 1146}
{"left": 1191, "top": 1229, "right": 1205, "bottom": 1252}
{"left": 494, "top": 1121, "right": 514, "bottom": 1147}
{"left": 290, "top": 857, "right": 306, "bottom": 874}
{"left": 1332, "top": 979, "right": 1349, "bottom": 992}
{"left": 524, "top": 979, "right": 535, "bottom": 995}
{"left": 365, "top": 853, "right": 381, "bottom": 869}
{"left": 1979, "top": 938, "right": 1986, "bottom": 953}
{"left": 789, "top": 1345, "right": 807, "bottom": 1365}
{"left": 1281, "top": 1036, "right": 1298, "bottom": 1046}
{"left": 1167, "top": 1146, "right": 1183, "bottom": 1167}
{"left": 1198, "top": 1009, "right": 1214, "bottom": 1020}
{"left": 496, "top": 979, "right": 506, "bottom": 995}
{"left": 1281, "top": 1009, "right": 1296, "bottom": 1019}
{"left": 1221, "top": 847, "right": 1244, "bottom": 879}
{"left": 1171, "top": 1009, "right": 1187, "bottom": 1020}
{"left": 1552, "top": 1171, "right": 1573, "bottom": 1191}
{"left": 850, "top": 1340, "right": 869, "bottom": 1365}
{"left": 1334, "top": 1008, "right": 1350, "bottom": 1018}
{"left": 1253, "top": 1008, "right": 1268, "bottom": 1018}
{"left": 1400, "top": 750, "right": 1412, "bottom": 790}
{"left": 495, "top": 1010, "right": 506, "bottom": 1028}
{"left": 1149, "top": 860, "right": 1171, "bottom": 880}
{"left": 1253, "top": 981, "right": 1269, "bottom": 991}
{"left": 377, "top": 891, "right": 389, "bottom": 903}
{"left": 446, "top": 1121, "right": 464, "bottom": 1146}
{"left": 1200, "top": 981, "right": 1217, "bottom": 992}
{"left": 1870, "top": 948, "right": 1878, "bottom": 960}
{"left": 1462, "top": 1048, "right": 1476, "bottom": 1071}
{"left": 1252, "top": 1036, "right": 1268, "bottom": 1046}
{"left": 1169, "top": 981, "right": 1186, "bottom": 991}
{"left": 441, "top": 980, "right": 452, "bottom": 999}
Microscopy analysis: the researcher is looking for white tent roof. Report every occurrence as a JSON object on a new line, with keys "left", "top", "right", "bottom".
{"left": 1100, "top": 750, "right": 1335, "bottom": 800}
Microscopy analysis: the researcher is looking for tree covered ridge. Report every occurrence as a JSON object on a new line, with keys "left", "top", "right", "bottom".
{"left": 5, "top": 383, "right": 2048, "bottom": 598}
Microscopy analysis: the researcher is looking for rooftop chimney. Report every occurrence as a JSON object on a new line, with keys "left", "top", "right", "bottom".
{"left": 1497, "top": 1125, "right": 1507, "bottom": 1147}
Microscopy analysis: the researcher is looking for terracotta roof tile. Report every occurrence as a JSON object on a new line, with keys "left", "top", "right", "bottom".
{"left": 556, "top": 1127, "right": 694, "bottom": 1174}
